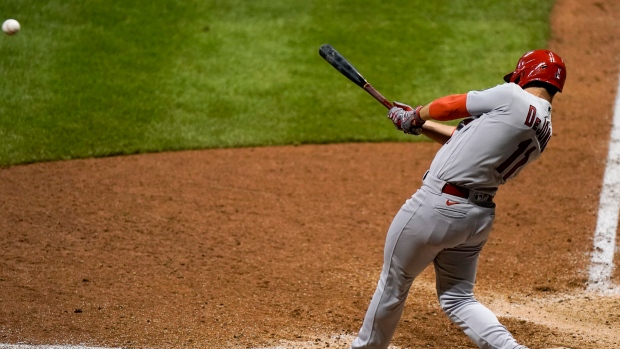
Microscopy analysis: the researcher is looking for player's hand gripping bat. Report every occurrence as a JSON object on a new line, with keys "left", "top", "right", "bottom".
{"left": 319, "top": 44, "right": 393, "bottom": 110}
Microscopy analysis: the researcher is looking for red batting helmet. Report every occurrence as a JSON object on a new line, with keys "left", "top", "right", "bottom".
{"left": 503, "top": 49, "right": 567, "bottom": 92}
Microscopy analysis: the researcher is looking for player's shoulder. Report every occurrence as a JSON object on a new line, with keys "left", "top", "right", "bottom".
{"left": 468, "top": 82, "right": 517, "bottom": 95}
{"left": 467, "top": 83, "right": 518, "bottom": 103}
{"left": 486, "top": 82, "right": 520, "bottom": 93}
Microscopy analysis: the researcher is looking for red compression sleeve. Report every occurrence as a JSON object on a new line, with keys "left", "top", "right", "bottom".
{"left": 428, "top": 94, "right": 469, "bottom": 121}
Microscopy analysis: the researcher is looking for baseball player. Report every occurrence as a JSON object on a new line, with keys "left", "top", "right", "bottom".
{"left": 351, "top": 50, "right": 567, "bottom": 349}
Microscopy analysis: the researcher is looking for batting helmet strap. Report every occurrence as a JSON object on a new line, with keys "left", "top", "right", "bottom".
{"left": 504, "top": 49, "right": 567, "bottom": 92}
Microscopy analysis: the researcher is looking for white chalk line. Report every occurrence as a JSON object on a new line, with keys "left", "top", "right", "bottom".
{"left": 587, "top": 71, "right": 620, "bottom": 294}
{"left": 0, "top": 346, "right": 121, "bottom": 349}
{"left": 0, "top": 336, "right": 372, "bottom": 349}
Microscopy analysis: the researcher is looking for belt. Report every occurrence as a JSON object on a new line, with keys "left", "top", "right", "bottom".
{"left": 441, "top": 183, "right": 469, "bottom": 198}
{"left": 442, "top": 183, "right": 494, "bottom": 203}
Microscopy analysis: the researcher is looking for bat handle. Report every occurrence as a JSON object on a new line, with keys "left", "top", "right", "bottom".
{"left": 363, "top": 84, "right": 393, "bottom": 109}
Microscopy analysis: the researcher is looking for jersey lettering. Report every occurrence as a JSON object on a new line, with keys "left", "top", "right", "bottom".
{"left": 524, "top": 105, "right": 536, "bottom": 127}
{"left": 502, "top": 146, "right": 535, "bottom": 180}
{"left": 536, "top": 119, "right": 552, "bottom": 151}
{"left": 497, "top": 139, "right": 532, "bottom": 174}
{"left": 533, "top": 117, "right": 541, "bottom": 130}
{"left": 497, "top": 139, "right": 537, "bottom": 181}
{"left": 523, "top": 105, "right": 552, "bottom": 152}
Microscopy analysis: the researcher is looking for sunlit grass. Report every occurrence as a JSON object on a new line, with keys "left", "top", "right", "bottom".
{"left": 0, "top": 0, "right": 554, "bottom": 166}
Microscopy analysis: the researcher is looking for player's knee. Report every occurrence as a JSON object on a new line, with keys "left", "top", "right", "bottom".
{"left": 438, "top": 292, "right": 476, "bottom": 314}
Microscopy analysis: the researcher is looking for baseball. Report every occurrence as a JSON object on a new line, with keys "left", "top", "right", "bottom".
{"left": 2, "top": 19, "right": 20, "bottom": 36}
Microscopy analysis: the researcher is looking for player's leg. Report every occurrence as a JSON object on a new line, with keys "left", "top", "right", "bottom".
{"left": 434, "top": 215, "right": 527, "bottom": 349}
{"left": 351, "top": 190, "right": 443, "bottom": 349}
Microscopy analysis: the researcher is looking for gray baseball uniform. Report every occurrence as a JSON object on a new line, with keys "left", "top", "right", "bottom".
{"left": 352, "top": 83, "right": 552, "bottom": 349}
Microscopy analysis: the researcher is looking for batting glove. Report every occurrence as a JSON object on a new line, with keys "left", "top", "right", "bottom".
{"left": 387, "top": 102, "right": 425, "bottom": 135}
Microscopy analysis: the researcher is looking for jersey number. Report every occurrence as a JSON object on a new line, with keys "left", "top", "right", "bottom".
{"left": 496, "top": 139, "right": 536, "bottom": 181}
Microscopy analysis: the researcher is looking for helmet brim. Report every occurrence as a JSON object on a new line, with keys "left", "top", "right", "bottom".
{"left": 503, "top": 72, "right": 514, "bottom": 83}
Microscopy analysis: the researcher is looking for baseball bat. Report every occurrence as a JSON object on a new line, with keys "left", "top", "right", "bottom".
{"left": 319, "top": 44, "right": 393, "bottom": 109}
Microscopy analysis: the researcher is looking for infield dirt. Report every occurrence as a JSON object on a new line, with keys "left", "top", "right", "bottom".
{"left": 1, "top": 0, "right": 620, "bottom": 348}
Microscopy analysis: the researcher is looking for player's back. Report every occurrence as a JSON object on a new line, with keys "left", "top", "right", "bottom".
{"left": 428, "top": 83, "right": 552, "bottom": 196}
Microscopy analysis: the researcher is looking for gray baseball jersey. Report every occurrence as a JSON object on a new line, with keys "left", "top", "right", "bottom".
{"left": 429, "top": 83, "right": 552, "bottom": 195}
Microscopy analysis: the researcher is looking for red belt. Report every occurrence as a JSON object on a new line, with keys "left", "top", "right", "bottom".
{"left": 442, "top": 183, "right": 469, "bottom": 198}
{"left": 442, "top": 183, "right": 494, "bottom": 204}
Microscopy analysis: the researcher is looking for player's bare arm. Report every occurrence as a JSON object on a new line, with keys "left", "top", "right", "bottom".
{"left": 420, "top": 121, "right": 455, "bottom": 144}
{"left": 417, "top": 94, "right": 470, "bottom": 144}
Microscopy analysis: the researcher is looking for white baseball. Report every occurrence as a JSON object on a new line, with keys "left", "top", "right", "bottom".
{"left": 2, "top": 19, "right": 20, "bottom": 36}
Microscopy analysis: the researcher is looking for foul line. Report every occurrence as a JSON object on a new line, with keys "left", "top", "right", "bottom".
{"left": 587, "top": 72, "right": 620, "bottom": 294}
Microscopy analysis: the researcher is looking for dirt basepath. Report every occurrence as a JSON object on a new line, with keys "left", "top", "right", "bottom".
{"left": 1, "top": 1, "right": 620, "bottom": 348}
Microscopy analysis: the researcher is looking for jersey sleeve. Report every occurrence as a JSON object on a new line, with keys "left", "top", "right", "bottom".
{"left": 428, "top": 94, "right": 469, "bottom": 121}
{"left": 465, "top": 83, "right": 515, "bottom": 116}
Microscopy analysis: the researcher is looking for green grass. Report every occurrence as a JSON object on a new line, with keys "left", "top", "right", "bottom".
{"left": 0, "top": 0, "right": 554, "bottom": 166}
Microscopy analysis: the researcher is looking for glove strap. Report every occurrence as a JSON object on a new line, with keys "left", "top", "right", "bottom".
{"left": 413, "top": 106, "right": 426, "bottom": 127}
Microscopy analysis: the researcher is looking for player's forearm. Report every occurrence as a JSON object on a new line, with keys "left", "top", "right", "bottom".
{"left": 418, "top": 94, "right": 469, "bottom": 122}
{"left": 415, "top": 94, "right": 467, "bottom": 144}
{"left": 420, "top": 121, "right": 456, "bottom": 144}
{"left": 386, "top": 95, "right": 465, "bottom": 140}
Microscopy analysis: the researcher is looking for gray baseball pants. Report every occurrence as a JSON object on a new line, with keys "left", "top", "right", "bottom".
{"left": 351, "top": 174, "right": 526, "bottom": 349}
